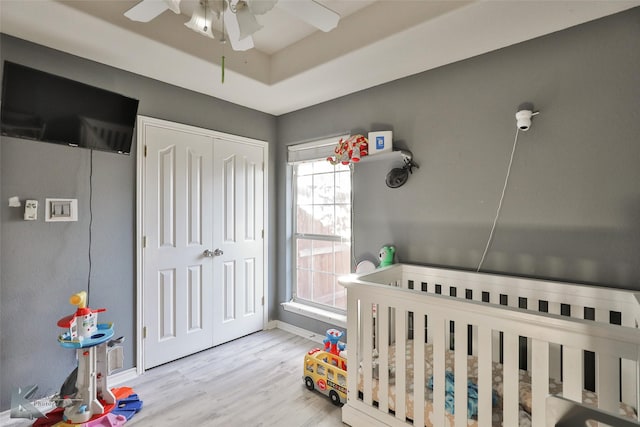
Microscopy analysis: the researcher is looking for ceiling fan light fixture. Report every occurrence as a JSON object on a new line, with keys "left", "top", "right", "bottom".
{"left": 126, "top": 0, "right": 340, "bottom": 53}
{"left": 223, "top": 5, "right": 254, "bottom": 51}
{"left": 209, "top": 0, "right": 226, "bottom": 18}
{"left": 235, "top": 5, "right": 263, "bottom": 40}
{"left": 185, "top": 1, "right": 215, "bottom": 39}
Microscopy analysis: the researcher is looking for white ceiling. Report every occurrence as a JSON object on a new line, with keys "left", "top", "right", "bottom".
{"left": 1, "top": 0, "right": 639, "bottom": 115}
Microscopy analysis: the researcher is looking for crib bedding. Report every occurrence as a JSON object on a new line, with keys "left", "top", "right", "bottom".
{"left": 358, "top": 340, "right": 635, "bottom": 427}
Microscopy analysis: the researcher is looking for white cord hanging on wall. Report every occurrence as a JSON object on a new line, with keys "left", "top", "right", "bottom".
{"left": 476, "top": 103, "right": 539, "bottom": 272}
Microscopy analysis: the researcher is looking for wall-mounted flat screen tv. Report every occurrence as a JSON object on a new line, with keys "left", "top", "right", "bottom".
{"left": 1, "top": 61, "right": 139, "bottom": 155}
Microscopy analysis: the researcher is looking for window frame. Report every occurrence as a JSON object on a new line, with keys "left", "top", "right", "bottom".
{"left": 290, "top": 156, "right": 353, "bottom": 315}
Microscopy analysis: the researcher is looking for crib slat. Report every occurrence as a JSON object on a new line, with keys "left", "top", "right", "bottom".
{"left": 454, "top": 320, "right": 468, "bottom": 427}
{"left": 503, "top": 332, "right": 520, "bottom": 426}
{"left": 362, "top": 300, "right": 374, "bottom": 405}
{"left": 378, "top": 303, "right": 390, "bottom": 414}
{"left": 547, "top": 301, "right": 562, "bottom": 381}
{"left": 477, "top": 325, "right": 492, "bottom": 427}
{"left": 616, "top": 309, "right": 637, "bottom": 410}
{"left": 346, "top": 291, "right": 359, "bottom": 406}
{"left": 547, "top": 343, "right": 561, "bottom": 382}
{"left": 531, "top": 338, "right": 549, "bottom": 427}
{"left": 621, "top": 359, "right": 637, "bottom": 408}
{"left": 413, "top": 313, "right": 426, "bottom": 427}
{"left": 562, "top": 346, "right": 583, "bottom": 401}
{"left": 569, "top": 305, "right": 589, "bottom": 397}
{"left": 597, "top": 353, "right": 619, "bottom": 414}
{"left": 490, "top": 293, "right": 501, "bottom": 365}
{"left": 395, "top": 307, "right": 407, "bottom": 423}
{"left": 594, "top": 308, "right": 609, "bottom": 324}
{"left": 570, "top": 304, "right": 584, "bottom": 320}
{"left": 432, "top": 314, "right": 446, "bottom": 427}
{"left": 469, "top": 290, "right": 480, "bottom": 358}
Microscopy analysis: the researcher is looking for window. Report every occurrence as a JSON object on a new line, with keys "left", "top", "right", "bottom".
{"left": 293, "top": 159, "right": 351, "bottom": 311}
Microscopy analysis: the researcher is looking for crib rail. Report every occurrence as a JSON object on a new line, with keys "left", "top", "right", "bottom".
{"left": 340, "top": 265, "right": 640, "bottom": 427}
{"left": 358, "top": 264, "right": 640, "bottom": 328}
{"left": 354, "top": 264, "right": 640, "bottom": 402}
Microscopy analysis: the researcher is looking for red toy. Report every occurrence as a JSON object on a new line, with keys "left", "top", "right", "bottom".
{"left": 327, "top": 135, "right": 368, "bottom": 165}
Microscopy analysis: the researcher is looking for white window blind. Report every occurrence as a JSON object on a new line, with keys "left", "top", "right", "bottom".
{"left": 287, "top": 134, "right": 349, "bottom": 164}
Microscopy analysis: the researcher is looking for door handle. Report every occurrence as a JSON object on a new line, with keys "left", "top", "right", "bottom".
{"left": 203, "top": 249, "right": 224, "bottom": 257}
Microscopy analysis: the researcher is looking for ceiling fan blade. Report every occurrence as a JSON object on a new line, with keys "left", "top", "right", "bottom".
{"left": 223, "top": 7, "right": 255, "bottom": 51}
{"left": 124, "top": 0, "right": 180, "bottom": 22}
{"left": 246, "top": 0, "right": 277, "bottom": 15}
{"left": 277, "top": 0, "right": 340, "bottom": 32}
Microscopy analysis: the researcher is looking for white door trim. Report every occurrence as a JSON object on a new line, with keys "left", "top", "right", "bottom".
{"left": 135, "top": 115, "right": 269, "bottom": 373}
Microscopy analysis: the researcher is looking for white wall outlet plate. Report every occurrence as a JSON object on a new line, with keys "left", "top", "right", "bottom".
{"left": 24, "top": 200, "right": 38, "bottom": 220}
{"left": 45, "top": 198, "right": 78, "bottom": 222}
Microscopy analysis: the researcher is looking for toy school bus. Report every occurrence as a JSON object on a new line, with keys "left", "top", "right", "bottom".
{"left": 303, "top": 348, "right": 347, "bottom": 405}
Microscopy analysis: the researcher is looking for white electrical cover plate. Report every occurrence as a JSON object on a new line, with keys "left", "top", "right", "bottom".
{"left": 45, "top": 198, "right": 78, "bottom": 222}
{"left": 24, "top": 200, "right": 38, "bottom": 220}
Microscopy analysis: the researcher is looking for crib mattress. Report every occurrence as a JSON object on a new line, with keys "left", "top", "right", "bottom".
{"left": 358, "top": 341, "right": 636, "bottom": 427}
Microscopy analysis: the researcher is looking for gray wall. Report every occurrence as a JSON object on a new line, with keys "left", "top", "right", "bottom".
{"left": 0, "top": 34, "right": 277, "bottom": 410}
{"left": 2, "top": 5, "right": 640, "bottom": 412}
{"left": 276, "top": 8, "right": 640, "bottom": 333}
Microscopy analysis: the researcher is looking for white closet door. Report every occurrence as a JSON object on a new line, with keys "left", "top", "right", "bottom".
{"left": 211, "top": 137, "right": 265, "bottom": 346}
{"left": 143, "top": 122, "right": 214, "bottom": 368}
{"left": 140, "top": 117, "right": 266, "bottom": 369}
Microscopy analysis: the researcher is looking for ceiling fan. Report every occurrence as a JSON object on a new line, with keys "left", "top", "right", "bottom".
{"left": 124, "top": 0, "right": 341, "bottom": 52}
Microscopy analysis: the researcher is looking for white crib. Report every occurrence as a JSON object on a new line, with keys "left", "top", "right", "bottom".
{"left": 339, "top": 264, "right": 640, "bottom": 427}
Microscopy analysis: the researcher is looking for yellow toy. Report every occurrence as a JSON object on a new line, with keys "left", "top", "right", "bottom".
{"left": 303, "top": 347, "right": 347, "bottom": 406}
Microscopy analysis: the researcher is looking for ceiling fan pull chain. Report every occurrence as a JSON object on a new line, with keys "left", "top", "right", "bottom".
{"left": 221, "top": 4, "right": 226, "bottom": 84}
{"left": 203, "top": 1, "right": 208, "bottom": 32}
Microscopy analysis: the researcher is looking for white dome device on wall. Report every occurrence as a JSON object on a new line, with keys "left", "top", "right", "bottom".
{"left": 515, "top": 102, "right": 540, "bottom": 131}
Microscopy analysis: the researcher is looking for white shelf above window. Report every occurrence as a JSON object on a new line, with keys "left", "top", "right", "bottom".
{"left": 357, "top": 149, "right": 413, "bottom": 164}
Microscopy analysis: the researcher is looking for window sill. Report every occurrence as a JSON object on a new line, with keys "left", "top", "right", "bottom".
{"left": 281, "top": 301, "right": 346, "bottom": 328}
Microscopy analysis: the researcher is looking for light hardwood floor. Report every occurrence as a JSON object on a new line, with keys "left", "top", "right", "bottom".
{"left": 3, "top": 329, "right": 346, "bottom": 427}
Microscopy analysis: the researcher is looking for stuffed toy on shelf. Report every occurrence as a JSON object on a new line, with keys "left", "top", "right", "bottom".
{"left": 378, "top": 245, "right": 396, "bottom": 268}
{"left": 327, "top": 134, "right": 368, "bottom": 165}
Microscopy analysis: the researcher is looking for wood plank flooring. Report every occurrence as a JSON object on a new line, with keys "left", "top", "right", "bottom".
{"left": 2, "top": 328, "right": 346, "bottom": 427}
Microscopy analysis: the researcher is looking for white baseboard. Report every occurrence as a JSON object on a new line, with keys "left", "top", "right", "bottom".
{"left": 265, "top": 319, "right": 279, "bottom": 330}
{"left": 108, "top": 367, "right": 138, "bottom": 386}
{"left": 269, "top": 320, "right": 325, "bottom": 344}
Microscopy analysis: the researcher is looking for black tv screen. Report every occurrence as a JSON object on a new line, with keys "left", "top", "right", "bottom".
{"left": 1, "top": 61, "right": 139, "bottom": 154}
